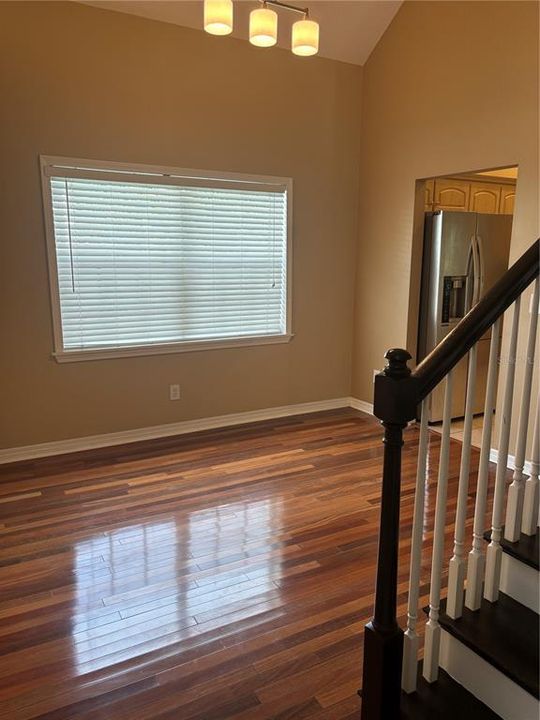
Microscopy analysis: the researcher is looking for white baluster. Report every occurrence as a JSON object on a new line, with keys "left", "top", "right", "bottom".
{"left": 465, "top": 319, "right": 501, "bottom": 611}
{"left": 484, "top": 298, "right": 521, "bottom": 602}
{"left": 447, "top": 345, "right": 477, "bottom": 619}
{"left": 423, "top": 371, "right": 453, "bottom": 683}
{"left": 505, "top": 279, "right": 539, "bottom": 541}
{"left": 402, "top": 400, "right": 429, "bottom": 693}
{"left": 521, "top": 398, "right": 539, "bottom": 535}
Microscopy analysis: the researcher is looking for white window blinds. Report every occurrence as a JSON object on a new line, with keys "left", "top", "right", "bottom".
{"left": 43, "top": 160, "right": 290, "bottom": 357}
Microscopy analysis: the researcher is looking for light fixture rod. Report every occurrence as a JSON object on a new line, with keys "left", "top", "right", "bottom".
{"left": 263, "top": 0, "right": 309, "bottom": 17}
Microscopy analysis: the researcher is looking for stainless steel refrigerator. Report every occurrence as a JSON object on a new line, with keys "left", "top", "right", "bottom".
{"left": 418, "top": 211, "right": 512, "bottom": 422}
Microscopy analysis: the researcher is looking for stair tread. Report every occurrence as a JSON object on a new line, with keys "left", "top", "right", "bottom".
{"left": 400, "top": 662, "right": 502, "bottom": 719}
{"left": 436, "top": 591, "right": 539, "bottom": 698}
{"left": 483, "top": 527, "right": 539, "bottom": 570}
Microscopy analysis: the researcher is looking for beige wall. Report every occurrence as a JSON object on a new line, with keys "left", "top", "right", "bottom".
{"left": 1, "top": 1, "right": 537, "bottom": 451}
{"left": 0, "top": 1, "right": 362, "bottom": 448}
{"left": 352, "top": 0, "right": 539, "bottom": 402}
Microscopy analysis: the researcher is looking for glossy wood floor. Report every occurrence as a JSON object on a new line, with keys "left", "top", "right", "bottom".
{"left": 0, "top": 409, "right": 496, "bottom": 719}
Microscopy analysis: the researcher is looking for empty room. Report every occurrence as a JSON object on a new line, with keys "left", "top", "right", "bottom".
{"left": 0, "top": 1, "right": 538, "bottom": 718}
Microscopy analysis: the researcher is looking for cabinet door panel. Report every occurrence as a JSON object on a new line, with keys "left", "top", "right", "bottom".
{"left": 499, "top": 186, "right": 516, "bottom": 214}
{"left": 469, "top": 183, "right": 501, "bottom": 214}
{"left": 433, "top": 178, "right": 469, "bottom": 211}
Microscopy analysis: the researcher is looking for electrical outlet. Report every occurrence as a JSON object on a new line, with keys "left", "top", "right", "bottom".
{"left": 169, "top": 384, "right": 180, "bottom": 401}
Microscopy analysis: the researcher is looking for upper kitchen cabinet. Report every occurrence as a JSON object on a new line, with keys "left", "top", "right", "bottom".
{"left": 425, "top": 179, "right": 435, "bottom": 210}
{"left": 468, "top": 182, "right": 501, "bottom": 213}
{"left": 433, "top": 178, "right": 470, "bottom": 210}
{"left": 499, "top": 185, "right": 516, "bottom": 214}
{"left": 425, "top": 176, "right": 517, "bottom": 214}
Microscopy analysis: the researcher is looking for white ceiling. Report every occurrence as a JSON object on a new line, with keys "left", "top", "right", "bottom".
{"left": 80, "top": 1, "right": 402, "bottom": 66}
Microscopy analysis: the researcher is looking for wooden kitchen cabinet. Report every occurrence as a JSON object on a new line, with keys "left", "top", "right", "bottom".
{"left": 425, "top": 177, "right": 516, "bottom": 215}
{"left": 499, "top": 186, "right": 516, "bottom": 214}
{"left": 433, "top": 178, "right": 470, "bottom": 211}
{"left": 425, "top": 179, "right": 434, "bottom": 210}
{"left": 468, "top": 182, "right": 501, "bottom": 213}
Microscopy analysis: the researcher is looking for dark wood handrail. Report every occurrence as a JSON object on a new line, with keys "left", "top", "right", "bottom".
{"left": 413, "top": 238, "right": 539, "bottom": 400}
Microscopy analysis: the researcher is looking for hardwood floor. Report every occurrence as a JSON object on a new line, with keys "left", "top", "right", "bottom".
{"left": 0, "top": 409, "right": 496, "bottom": 719}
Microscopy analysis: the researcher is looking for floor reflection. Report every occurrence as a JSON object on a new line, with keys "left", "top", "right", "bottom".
{"left": 71, "top": 498, "right": 282, "bottom": 674}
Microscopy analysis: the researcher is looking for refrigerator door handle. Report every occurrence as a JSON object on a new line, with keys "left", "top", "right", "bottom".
{"left": 475, "top": 233, "right": 485, "bottom": 299}
{"left": 472, "top": 235, "right": 479, "bottom": 305}
{"left": 467, "top": 234, "right": 480, "bottom": 309}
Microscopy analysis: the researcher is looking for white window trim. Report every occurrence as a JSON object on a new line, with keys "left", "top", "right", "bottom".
{"left": 40, "top": 155, "right": 293, "bottom": 362}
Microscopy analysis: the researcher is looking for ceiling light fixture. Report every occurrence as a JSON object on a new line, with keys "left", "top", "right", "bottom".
{"left": 249, "top": 3, "right": 278, "bottom": 47}
{"left": 203, "top": 0, "right": 320, "bottom": 57}
{"left": 204, "top": 0, "right": 233, "bottom": 36}
{"left": 291, "top": 16, "right": 319, "bottom": 56}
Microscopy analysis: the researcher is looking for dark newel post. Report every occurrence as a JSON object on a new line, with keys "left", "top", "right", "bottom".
{"left": 360, "top": 348, "right": 418, "bottom": 720}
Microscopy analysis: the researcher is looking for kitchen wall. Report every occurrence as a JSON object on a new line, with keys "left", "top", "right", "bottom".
{"left": 0, "top": 1, "right": 362, "bottom": 448}
{"left": 352, "top": 0, "right": 539, "bottom": 409}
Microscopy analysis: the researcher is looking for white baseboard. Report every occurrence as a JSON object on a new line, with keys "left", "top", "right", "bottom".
{"left": 8, "top": 396, "right": 533, "bottom": 472}
{"left": 440, "top": 629, "right": 537, "bottom": 720}
{"left": 348, "top": 397, "right": 374, "bottom": 415}
{"left": 489, "top": 448, "right": 533, "bottom": 476}
{"left": 0, "top": 396, "right": 374, "bottom": 465}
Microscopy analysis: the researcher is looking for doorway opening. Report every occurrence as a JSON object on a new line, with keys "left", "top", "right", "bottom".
{"left": 409, "top": 165, "right": 519, "bottom": 445}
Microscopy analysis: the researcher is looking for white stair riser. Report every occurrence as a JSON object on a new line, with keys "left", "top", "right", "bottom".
{"left": 439, "top": 630, "right": 537, "bottom": 720}
{"left": 499, "top": 552, "right": 539, "bottom": 613}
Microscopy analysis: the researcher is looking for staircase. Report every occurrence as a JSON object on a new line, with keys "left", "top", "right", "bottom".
{"left": 360, "top": 239, "right": 539, "bottom": 719}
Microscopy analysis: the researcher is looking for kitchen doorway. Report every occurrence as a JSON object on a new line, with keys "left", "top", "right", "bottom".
{"left": 410, "top": 165, "right": 519, "bottom": 445}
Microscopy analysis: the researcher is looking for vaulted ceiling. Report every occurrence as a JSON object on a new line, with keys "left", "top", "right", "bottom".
{"left": 81, "top": 1, "right": 403, "bottom": 66}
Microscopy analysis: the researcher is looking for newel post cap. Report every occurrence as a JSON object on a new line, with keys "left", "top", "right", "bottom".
{"left": 383, "top": 348, "right": 412, "bottom": 379}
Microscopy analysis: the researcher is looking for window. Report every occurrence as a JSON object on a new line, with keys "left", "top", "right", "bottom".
{"left": 40, "top": 157, "right": 292, "bottom": 361}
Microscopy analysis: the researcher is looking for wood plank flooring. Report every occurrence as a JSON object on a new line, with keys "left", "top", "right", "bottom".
{"left": 0, "top": 409, "right": 497, "bottom": 719}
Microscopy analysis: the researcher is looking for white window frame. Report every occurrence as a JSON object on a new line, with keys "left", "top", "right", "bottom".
{"left": 40, "top": 156, "right": 293, "bottom": 363}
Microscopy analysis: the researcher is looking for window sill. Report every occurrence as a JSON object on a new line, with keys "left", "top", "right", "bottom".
{"left": 52, "top": 333, "right": 294, "bottom": 363}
